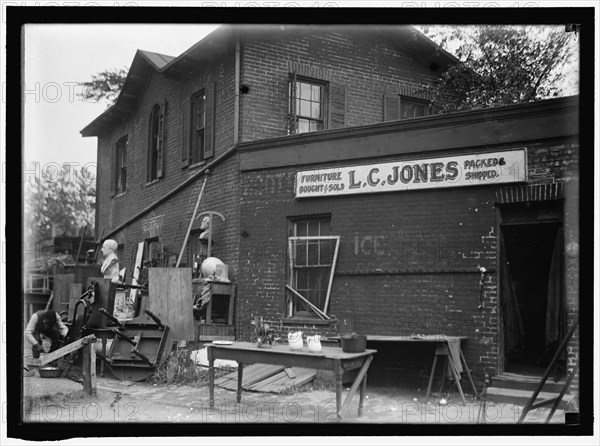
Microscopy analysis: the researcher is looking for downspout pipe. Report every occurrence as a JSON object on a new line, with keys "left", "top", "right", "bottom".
{"left": 102, "top": 145, "right": 237, "bottom": 241}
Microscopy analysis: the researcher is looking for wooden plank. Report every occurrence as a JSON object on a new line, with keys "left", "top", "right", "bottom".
{"left": 285, "top": 368, "right": 296, "bottom": 379}
{"left": 250, "top": 367, "right": 316, "bottom": 393}
{"left": 82, "top": 342, "right": 97, "bottom": 395}
{"left": 67, "top": 283, "right": 83, "bottom": 322}
{"left": 148, "top": 268, "right": 194, "bottom": 341}
{"left": 215, "top": 364, "right": 286, "bottom": 390}
{"left": 40, "top": 334, "right": 96, "bottom": 365}
{"left": 52, "top": 274, "right": 75, "bottom": 314}
{"left": 130, "top": 241, "right": 144, "bottom": 304}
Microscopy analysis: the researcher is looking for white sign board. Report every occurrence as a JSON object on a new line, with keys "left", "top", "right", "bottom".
{"left": 295, "top": 149, "right": 527, "bottom": 198}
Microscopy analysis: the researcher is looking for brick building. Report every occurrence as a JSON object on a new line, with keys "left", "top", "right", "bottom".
{"left": 82, "top": 25, "right": 579, "bottom": 390}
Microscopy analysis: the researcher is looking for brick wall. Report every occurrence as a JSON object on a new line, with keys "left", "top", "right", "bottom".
{"left": 95, "top": 49, "right": 240, "bottom": 281}
{"left": 238, "top": 139, "right": 579, "bottom": 388}
{"left": 240, "top": 31, "right": 441, "bottom": 141}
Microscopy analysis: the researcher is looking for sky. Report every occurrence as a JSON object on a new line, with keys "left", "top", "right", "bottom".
{"left": 23, "top": 24, "right": 221, "bottom": 170}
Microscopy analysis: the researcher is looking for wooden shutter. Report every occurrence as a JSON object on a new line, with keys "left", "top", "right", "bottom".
{"left": 383, "top": 93, "right": 400, "bottom": 121}
{"left": 328, "top": 84, "right": 346, "bottom": 129}
{"left": 180, "top": 97, "right": 191, "bottom": 168}
{"left": 110, "top": 141, "right": 116, "bottom": 197}
{"left": 203, "top": 83, "right": 215, "bottom": 159}
{"left": 288, "top": 72, "right": 297, "bottom": 134}
{"left": 157, "top": 99, "right": 166, "bottom": 178}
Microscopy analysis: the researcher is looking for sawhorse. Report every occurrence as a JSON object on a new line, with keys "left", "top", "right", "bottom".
{"left": 425, "top": 342, "right": 478, "bottom": 404}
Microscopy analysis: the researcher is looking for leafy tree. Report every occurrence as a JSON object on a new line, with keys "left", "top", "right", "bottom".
{"left": 24, "top": 165, "right": 96, "bottom": 245}
{"left": 419, "top": 25, "right": 579, "bottom": 112}
{"left": 78, "top": 68, "right": 128, "bottom": 106}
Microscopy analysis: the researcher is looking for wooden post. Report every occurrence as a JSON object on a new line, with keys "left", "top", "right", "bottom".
{"left": 82, "top": 338, "right": 97, "bottom": 395}
{"left": 237, "top": 362, "right": 244, "bottom": 404}
{"left": 176, "top": 176, "right": 208, "bottom": 268}
{"left": 208, "top": 346, "right": 215, "bottom": 409}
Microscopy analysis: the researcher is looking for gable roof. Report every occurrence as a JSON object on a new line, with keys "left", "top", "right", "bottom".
{"left": 81, "top": 25, "right": 459, "bottom": 137}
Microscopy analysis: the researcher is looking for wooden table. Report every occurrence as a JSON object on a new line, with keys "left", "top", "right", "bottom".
{"left": 345, "top": 335, "right": 477, "bottom": 403}
{"left": 207, "top": 342, "right": 376, "bottom": 419}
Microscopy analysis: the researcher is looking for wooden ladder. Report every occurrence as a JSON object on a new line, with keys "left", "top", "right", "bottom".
{"left": 517, "top": 318, "right": 579, "bottom": 423}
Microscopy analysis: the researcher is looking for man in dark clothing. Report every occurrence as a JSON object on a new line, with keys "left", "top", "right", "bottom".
{"left": 24, "top": 310, "right": 68, "bottom": 358}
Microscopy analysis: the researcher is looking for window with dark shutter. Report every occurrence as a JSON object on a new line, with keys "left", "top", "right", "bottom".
{"left": 148, "top": 103, "right": 161, "bottom": 182}
{"left": 114, "top": 135, "right": 128, "bottom": 194}
{"left": 289, "top": 75, "right": 328, "bottom": 134}
{"left": 188, "top": 84, "right": 215, "bottom": 165}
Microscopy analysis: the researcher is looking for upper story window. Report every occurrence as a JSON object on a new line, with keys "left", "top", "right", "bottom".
{"left": 113, "top": 135, "right": 128, "bottom": 195}
{"left": 191, "top": 91, "right": 206, "bottom": 164}
{"left": 383, "top": 93, "right": 440, "bottom": 121}
{"left": 181, "top": 84, "right": 215, "bottom": 168}
{"left": 288, "top": 73, "right": 346, "bottom": 135}
{"left": 291, "top": 78, "right": 325, "bottom": 134}
{"left": 148, "top": 100, "right": 167, "bottom": 182}
{"left": 286, "top": 216, "right": 339, "bottom": 319}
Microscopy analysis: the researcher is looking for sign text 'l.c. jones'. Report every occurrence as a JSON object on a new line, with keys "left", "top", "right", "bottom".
{"left": 295, "top": 149, "right": 527, "bottom": 198}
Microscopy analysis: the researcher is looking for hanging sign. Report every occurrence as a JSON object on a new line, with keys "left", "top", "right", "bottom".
{"left": 295, "top": 149, "right": 527, "bottom": 198}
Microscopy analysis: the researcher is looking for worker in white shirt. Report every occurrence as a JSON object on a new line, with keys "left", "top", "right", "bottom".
{"left": 24, "top": 310, "right": 69, "bottom": 358}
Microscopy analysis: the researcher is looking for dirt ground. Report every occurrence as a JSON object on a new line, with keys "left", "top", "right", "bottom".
{"left": 22, "top": 367, "right": 567, "bottom": 425}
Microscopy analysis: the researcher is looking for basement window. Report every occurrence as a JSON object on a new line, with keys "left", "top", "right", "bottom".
{"left": 286, "top": 217, "right": 340, "bottom": 319}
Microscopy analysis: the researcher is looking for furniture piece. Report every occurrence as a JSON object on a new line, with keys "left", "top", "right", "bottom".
{"left": 193, "top": 280, "right": 236, "bottom": 341}
{"left": 332, "top": 334, "right": 477, "bottom": 404}
{"left": 207, "top": 342, "right": 376, "bottom": 420}
{"left": 206, "top": 282, "right": 235, "bottom": 325}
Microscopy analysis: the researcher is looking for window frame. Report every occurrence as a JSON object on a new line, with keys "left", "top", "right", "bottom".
{"left": 190, "top": 90, "right": 206, "bottom": 165}
{"left": 147, "top": 101, "right": 166, "bottom": 182}
{"left": 286, "top": 216, "right": 339, "bottom": 319}
{"left": 398, "top": 95, "right": 433, "bottom": 119}
{"left": 289, "top": 75, "right": 327, "bottom": 135}
{"left": 114, "top": 135, "right": 128, "bottom": 195}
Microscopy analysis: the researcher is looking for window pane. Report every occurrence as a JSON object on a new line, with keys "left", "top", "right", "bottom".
{"left": 309, "top": 120, "right": 322, "bottom": 132}
{"left": 296, "top": 221, "right": 307, "bottom": 237}
{"left": 299, "top": 82, "right": 311, "bottom": 100}
{"left": 307, "top": 220, "right": 319, "bottom": 236}
{"left": 311, "top": 102, "right": 321, "bottom": 118}
{"left": 320, "top": 241, "right": 332, "bottom": 265}
{"left": 320, "top": 219, "right": 330, "bottom": 235}
{"left": 299, "top": 100, "right": 311, "bottom": 116}
{"left": 307, "top": 242, "right": 318, "bottom": 265}
{"left": 295, "top": 241, "right": 307, "bottom": 266}
{"left": 311, "top": 85, "right": 321, "bottom": 101}
{"left": 298, "top": 119, "right": 309, "bottom": 133}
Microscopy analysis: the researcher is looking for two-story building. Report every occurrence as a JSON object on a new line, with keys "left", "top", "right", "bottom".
{"left": 82, "top": 25, "right": 579, "bottom": 392}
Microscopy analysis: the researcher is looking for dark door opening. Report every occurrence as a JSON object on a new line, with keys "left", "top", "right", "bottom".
{"left": 501, "top": 217, "right": 564, "bottom": 376}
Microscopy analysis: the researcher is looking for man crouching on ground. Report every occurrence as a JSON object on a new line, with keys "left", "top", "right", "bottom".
{"left": 25, "top": 310, "right": 69, "bottom": 359}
